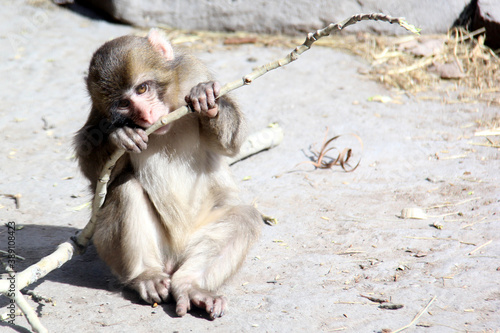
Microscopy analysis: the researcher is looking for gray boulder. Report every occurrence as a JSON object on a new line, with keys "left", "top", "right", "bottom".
{"left": 79, "top": 0, "right": 470, "bottom": 35}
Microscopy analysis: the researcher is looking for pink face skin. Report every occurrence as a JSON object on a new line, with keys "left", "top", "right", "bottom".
{"left": 116, "top": 81, "right": 171, "bottom": 135}
{"left": 114, "top": 79, "right": 222, "bottom": 139}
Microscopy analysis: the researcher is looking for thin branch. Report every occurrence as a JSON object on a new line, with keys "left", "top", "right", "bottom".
{"left": 468, "top": 239, "right": 492, "bottom": 255}
{"left": 1, "top": 262, "right": 48, "bottom": 332}
{"left": 14, "top": 290, "right": 48, "bottom": 333}
{"left": 0, "top": 249, "right": 25, "bottom": 261}
{"left": 220, "top": 14, "right": 419, "bottom": 96}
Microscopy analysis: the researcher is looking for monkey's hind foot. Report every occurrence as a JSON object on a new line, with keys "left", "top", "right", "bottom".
{"left": 130, "top": 271, "right": 171, "bottom": 304}
{"left": 175, "top": 287, "right": 227, "bottom": 319}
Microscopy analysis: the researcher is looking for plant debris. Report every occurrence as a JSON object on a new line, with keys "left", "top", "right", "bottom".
{"left": 360, "top": 294, "right": 389, "bottom": 303}
{"left": 262, "top": 214, "right": 278, "bottom": 225}
{"left": 431, "top": 222, "right": 444, "bottom": 229}
{"left": 379, "top": 303, "right": 404, "bottom": 310}
{"left": 364, "top": 27, "right": 499, "bottom": 105}
{"left": 299, "top": 128, "right": 363, "bottom": 172}
{"left": 0, "top": 193, "right": 22, "bottom": 209}
{"left": 468, "top": 239, "right": 492, "bottom": 255}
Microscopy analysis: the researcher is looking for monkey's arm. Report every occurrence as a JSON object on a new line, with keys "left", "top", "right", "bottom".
{"left": 75, "top": 121, "right": 130, "bottom": 190}
{"left": 186, "top": 81, "right": 246, "bottom": 157}
{"left": 198, "top": 95, "right": 246, "bottom": 157}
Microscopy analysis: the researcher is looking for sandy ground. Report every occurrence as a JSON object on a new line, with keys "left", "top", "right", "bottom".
{"left": 0, "top": 2, "right": 499, "bottom": 333}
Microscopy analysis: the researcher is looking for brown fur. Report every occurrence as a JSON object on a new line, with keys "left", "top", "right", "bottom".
{"left": 74, "top": 29, "right": 261, "bottom": 318}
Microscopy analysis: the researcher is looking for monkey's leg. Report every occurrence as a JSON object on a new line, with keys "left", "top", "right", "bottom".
{"left": 92, "top": 173, "right": 171, "bottom": 304}
{"left": 171, "top": 205, "right": 262, "bottom": 319}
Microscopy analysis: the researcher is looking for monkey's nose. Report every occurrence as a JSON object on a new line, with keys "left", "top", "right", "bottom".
{"left": 137, "top": 109, "right": 157, "bottom": 125}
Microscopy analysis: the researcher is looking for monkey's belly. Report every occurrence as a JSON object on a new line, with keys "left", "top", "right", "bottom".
{"left": 132, "top": 151, "right": 238, "bottom": 232}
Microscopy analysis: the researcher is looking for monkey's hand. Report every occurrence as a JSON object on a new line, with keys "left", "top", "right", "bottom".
{"left": 109, "top": 127, "right": 148, "bottom": 153}
{"left": 185, "top": 81, "right": 220, "bottom": 118}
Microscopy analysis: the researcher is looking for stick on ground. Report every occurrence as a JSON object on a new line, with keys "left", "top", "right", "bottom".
{"left": 392, "top": 296, "right": 437, "bottom": 333}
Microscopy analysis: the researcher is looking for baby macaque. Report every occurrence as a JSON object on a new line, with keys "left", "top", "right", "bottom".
{"left": 75, "top": 29, "right": 261, "bottom": 319}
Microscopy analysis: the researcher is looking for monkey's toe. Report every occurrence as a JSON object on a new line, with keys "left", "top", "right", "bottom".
{"left": 173, "top": 288, "right": 227, "bottom": 319}
{"left": 132, "top": 273, "right": 171, "bottom": 304}
{"left": 154, "top": 276, "right": 171, "bottom": 301}
{"left": 175, "top": 294, "right": 190, "bottom": 317}
{"left": 209, "top": 296, "right": 226, "bottom": 319}
{"left": 190, "top": 290, "right": 227, "bottom": 319}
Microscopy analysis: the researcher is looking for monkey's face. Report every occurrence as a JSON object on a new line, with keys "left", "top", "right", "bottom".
{"left": 90, "top": 72, "right": 172, "bottom": 135}
{"left": 112, "top": 78, "right": 171, "bottom": 134}
{"left": 87, "top": 35, "right": 174, "bottom": 135}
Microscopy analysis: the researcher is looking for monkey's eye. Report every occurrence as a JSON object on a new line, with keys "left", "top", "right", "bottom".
{"left": 136, "top": 82, "right": 149, "bottom": 95}
{"left": 117, "top": 99, "right": 130, "bottom": 108}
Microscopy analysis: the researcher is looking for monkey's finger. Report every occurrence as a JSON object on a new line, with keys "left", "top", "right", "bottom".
{"left": 212, "top": 81, "right": 221, "bottom": 98}
{"left": 197, "top": 296, "right": 214, "bottom": 316}
{"left": 155, "top": 278, "right": 170, "bottom": 302}
{"left": 205, "top": 107, "right": 219, "bottom": 118}
{"left": 187, "top": 96, "right": 202, "bottom": 113}
{"left": 145, "top": 280, "right": 163, "bottom": 304}
{"left": 135, "top": 128, "right": 149, "bottom": 145}
{"left": 136, "top": 281, "right": 161, "bottom": 304}
{"left": 124, "top": 127, "right": 148, "bottom": 152}
{"left": 136, "top": 283, "right": 148, "bottom": 303}
{"left": 135, "top": 139, "right": 148, "bottom": 152}
{"left": 124, "top": 141, "right": 142, "bottom": 153}
{"left": 206, "top": 86, "right": 216, "bottom": 109}
{"left": 175, "top": 294, "right": 190, "bottom": 317}
{"left": 197, "top": 93, "right": 208, "bottom": 112}
{"left": 111, "top": 129, "right": 141, "bottom": 153}
{"left": 189, "top": 291, "right": 225, "bottom": 319}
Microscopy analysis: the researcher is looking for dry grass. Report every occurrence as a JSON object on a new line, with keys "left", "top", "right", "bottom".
{"left": 154, "top": 26, "right": 499, "bottom": 107}
{"left": 359, "top": 27, "right": 500, "bottom": 106}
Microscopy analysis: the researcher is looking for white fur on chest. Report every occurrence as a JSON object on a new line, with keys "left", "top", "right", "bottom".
{"left": 129, "top": 121, "right": 238, "bottom": 228}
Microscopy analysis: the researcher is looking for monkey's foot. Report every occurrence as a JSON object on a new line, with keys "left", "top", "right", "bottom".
{"left": 130, "top": 272, "right": 170, "bottom": 304}
{"left": 175, "top": 288, "right": 227, "bottom": 319}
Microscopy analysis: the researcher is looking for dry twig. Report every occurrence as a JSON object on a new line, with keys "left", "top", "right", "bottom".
{"left": 391, "top": 296, "right": 436, "bottom": 333}
{"left": 360, "top": 294, "right": 389, "bottom": 303}
{"left": 0, "top": 193, "right": 22, "bottom": 209}
{"left": 299, "top": 128, "right": 363, "bottom": 172}
{"left": 468, "top": 239, "right": 492, "bottom": 255}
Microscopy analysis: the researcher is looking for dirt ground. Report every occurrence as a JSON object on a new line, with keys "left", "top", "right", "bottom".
{"left": 0, "top": 2, "right": 499, "bottom": 333}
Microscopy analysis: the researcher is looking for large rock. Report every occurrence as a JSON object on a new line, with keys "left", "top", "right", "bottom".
{"left": 79, "top": 0, "right": 470, "bottom": 35}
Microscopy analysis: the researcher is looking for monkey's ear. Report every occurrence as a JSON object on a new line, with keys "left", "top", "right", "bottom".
{"left": 147, "top": 28, "right": 175, "bottom": 61}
